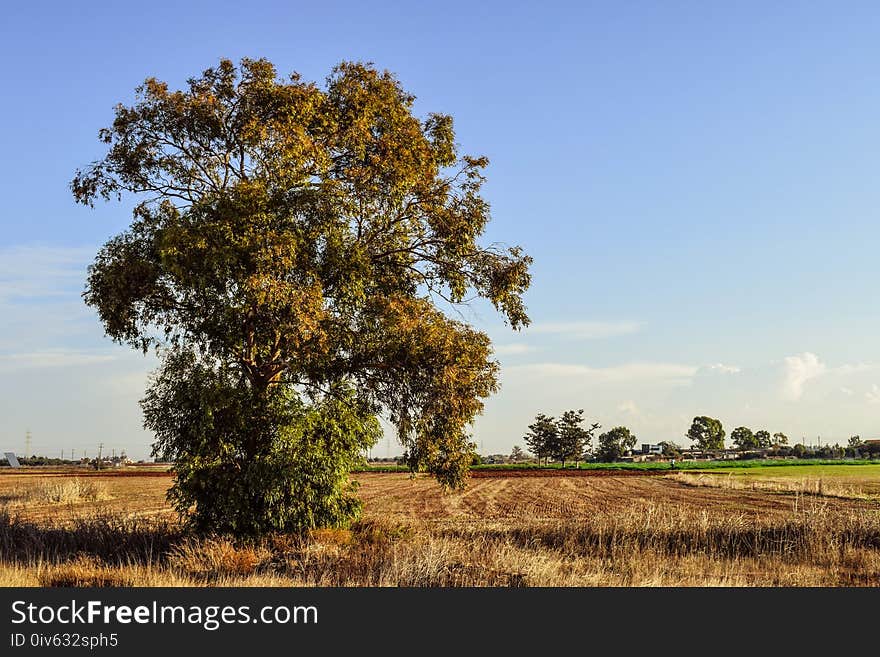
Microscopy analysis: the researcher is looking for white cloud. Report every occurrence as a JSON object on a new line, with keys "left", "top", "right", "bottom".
{"left": 526, "top": 321, "right": 640, "bottom": 339}
{"left": 617, "top": 400, "right": 640, "bottom": 415}
{"left": 840, "top": 387, "right": 855, "bottom": 396}
{"left": 866, "top": 384, "right": 880, "bottom": 405}
{"left": 781, "top": 352, "right": 826, "bottom": 401}
{"left": 701, "top": 363, "right": 741, "bottom": 374}
{"left": 505, "top": 361, "right": 697, "bottom": 383}
{"left": 0, "top": 350, "right": 117, "bottom": 371}
{"left": 493, "top": 343, "right": 534, "bottom": 356}
{"left": 0, "top": 245, "right": 94, "bottom": 301}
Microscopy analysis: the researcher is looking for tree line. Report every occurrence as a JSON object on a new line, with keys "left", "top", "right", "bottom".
{"left": 685, "top": 416, "right": 880, "bottom": 457}
{"left": 686, "top": 416, "right": 789, "bottom": 451}
{"left": 518, "top": 412, "right": 879, "bottom": 465}
{"left": 522, "top": 410, "right": 637, "bottom": 464}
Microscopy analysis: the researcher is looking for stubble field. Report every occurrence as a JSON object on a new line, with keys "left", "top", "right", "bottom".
{"left": 1, "top": 466, "right": 880, "bottom": 586}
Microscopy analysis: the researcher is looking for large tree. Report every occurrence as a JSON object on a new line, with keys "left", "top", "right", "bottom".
{"left": 523, "top": 414, "right": 557, "bottom": 465}
{"left": 686, "top": 416, "right": 725, "bottom": 451}
{"left": 73, "top": 58, "right": 532, "bottom": 534}
{"left": 554, "top": 409, "right": 599, "bottom": 467}
{"left": 596, "top": 426, "right": 636, "bottom": 462}
{"left": 730, "top": 426, "right": 757, "bottom": 451}
{"left": 754, "top": 430, "right": 772, "bottom": 449}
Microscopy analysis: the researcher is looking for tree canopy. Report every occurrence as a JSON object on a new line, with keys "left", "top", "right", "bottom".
{"left": 523, "top": 414, "right": 557, "bottom": 465}
{"left": 730, "top": 426, "right": 757, "bottom": 451}
{"left": 73, "top": 58, "right": 532, "bottom": 533}
{"left": 754, "top": 430, "right": 772, "bottom": 449}
{"left": 523, "top": 410, "right": 599, "bottom": 466}
{"left": 596, "top": 426, "right": 636, "bottom": 462}
{"left": 554, "top": 409, "right": 599, "bottom": 467}
{"left": 686, "top": 416, "right": 725, "bottom": 451}
{"left": 773, "top": 432, "right": 789, "bottom": 446}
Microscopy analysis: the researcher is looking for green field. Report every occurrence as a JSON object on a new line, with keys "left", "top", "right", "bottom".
{"left": 699, "top": 463, "right": 880, "bottom": 478}
{"left": 356, "top": 459, "right": 880, "bottom": 474}
{"left": 669, "top": 462, "right": 880, "bottom": 499}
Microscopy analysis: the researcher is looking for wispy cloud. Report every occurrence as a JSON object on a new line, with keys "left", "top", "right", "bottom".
{"left": 617, "top": 400, "right": 641, "bottom": 415}
{"left": 0, "top": 350, "right": 117, "bottom": 371}
{"left": 505, "top": 361, "right": 696, "bottom": 383}
{"left": 0, "top": 245, "right": 101, "bottom": 352}
{"left": 0, "top": 245, "right": 94, "bottom": 301}
{"left": 866, "top": 384, "right": 880, "bottom": 405}
{"left": 493, "top": 343, "right": 535, "bottom": 356}
{"left": 526, "top": 321, "right": 640, "bottom": 339}
{"left": 781, "top": 352, "right": 826, "bottom": 401}
{"left": 701, "top": 363, "right": 741, "bottom": 374}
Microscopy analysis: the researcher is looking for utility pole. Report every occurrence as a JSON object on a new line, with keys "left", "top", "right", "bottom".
{"left": 25, "top": 429, "right": 32, "bottom": 459}
{"left": 97, "top": 442, "right": 104, "bottom": 470}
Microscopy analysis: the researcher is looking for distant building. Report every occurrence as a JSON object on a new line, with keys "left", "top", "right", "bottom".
{"left": 640, "top": 444, "right": 663, "bottom": 455}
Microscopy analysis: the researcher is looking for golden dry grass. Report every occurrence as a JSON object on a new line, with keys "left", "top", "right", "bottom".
{"left": 1, "top": 468, "right": 880, "bottom": 586}
{"left": 0, "top": 478, "right": 111, "bottom": 507}
{"left": 668, "top": 471, "right": 880, "bottom": 501}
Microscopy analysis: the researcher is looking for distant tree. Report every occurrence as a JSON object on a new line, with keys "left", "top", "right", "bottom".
{"left": 687, "top": 416, "right": 725, "bottom": 451}
{"left": 658, "top": 441, "right": 683, "bottom": 458}
{"left": 754, "top": 430, "right": 772, "bottom": 449}
{"left": 553, "top": 409, "right": 600, "bottom": 468}
{"left": 848, "top": 435, "right": 864, "bottom": 448}
{"left": 524, "top": 414, "right": 557, "bottom": 465}
{"left": 772, "top": 432, "right": 789, "bottom": 446}
{"left": 596, "top": 426, "right": 637, "bottom": 463}
{"left": 731, "top": 427, "right": 757, "bottom": 451}
{"left": 792, "top": 443, "right": 808, "bottom": 458}
{"left": 509, "top": 445, "right": 525, "bottom": 462}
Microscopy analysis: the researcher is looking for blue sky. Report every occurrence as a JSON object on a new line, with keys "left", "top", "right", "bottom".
{"left": 3, "top": 1, "right": 880, "bottom": 459}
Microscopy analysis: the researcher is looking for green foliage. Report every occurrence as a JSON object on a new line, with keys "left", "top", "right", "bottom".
{"left": 522, "top": 410, "right": 599, "bottom": 466}
{"left": 523, "top": 414, "right": 557, "bottom": 464}
{"left": 143, "top": 349, "right": 380, "bottom": 534}
{"left": 74, "top": 58, "right": 532, "bottom": 533}
{"left": 596, "top": 426, "right": 637, "bottom": 462}
{"left": 754, "top": 430, "right": 772, "bottom": 448}
{"left": 658, "top": 441, "right": 683, "bottom": 458}
{"left": 773, "top": 432, "right": 789, "bottom": 446}
{"left": 731, "top": 426, "right": 757, "bottom": 450}
{"left": 467, "top": 459, "right": 880, "bottom": 472}
{"left": 554, "top": 409, "right": 600, "bottom": 466}
{"left": 687, "top": 416, "right": 725, "bottom": 450}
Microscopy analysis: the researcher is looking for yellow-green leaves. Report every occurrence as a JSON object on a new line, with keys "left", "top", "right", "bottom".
{"left": 77, "top": 58, "right": 532, "bottom": 524}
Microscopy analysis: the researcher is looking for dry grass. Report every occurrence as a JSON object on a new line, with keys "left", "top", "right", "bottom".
{"left": 168, "top": 538, "right": 273, "bottom": 580}
{"left": 668, "top": 471, "right": 876, "bottom": 501}
{"left": 0, "top": 478, "right": 111, "bottom": 506}
{"left": 2, "top": 470, "right": 880, "bottom": 586}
